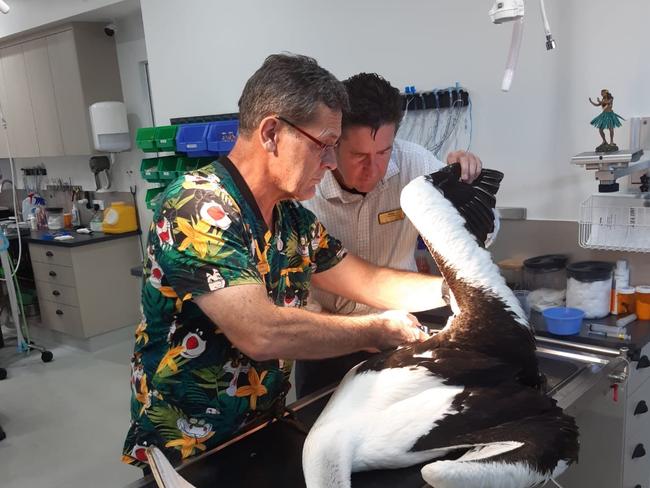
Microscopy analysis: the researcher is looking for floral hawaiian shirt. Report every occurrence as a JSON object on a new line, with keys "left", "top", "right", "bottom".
{"left": 122, "top": 157, "right": 346, "bottom": 467}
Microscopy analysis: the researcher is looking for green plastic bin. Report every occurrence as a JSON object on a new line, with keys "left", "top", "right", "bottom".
{"left": 136, "top": 127, "right": 157, "bottom": 152}
{"left": 145, "top": 187, "right": 166, "bottom": 210}
{"left": 154, "top": 125, "right": 178, "bottom": 152}
{"left": 140, "top": 158, "right": 161, "bottom": 182}
{"left": 157, "top": 156, "right": 179, "bottom": 180}
{"left": 176, "top": 156, "right": 201, "bottom": 175}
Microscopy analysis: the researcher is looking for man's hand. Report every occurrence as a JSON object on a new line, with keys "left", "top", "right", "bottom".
{"left": 446, "top": 150, "right": 482, "bottom": 183}
{"left": 372, "top": 310, "right": 429, "bottom": 350}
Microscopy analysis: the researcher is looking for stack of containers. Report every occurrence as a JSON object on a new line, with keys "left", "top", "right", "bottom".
{"left": 136, "top": 118, "right": 239, "bottom": 211}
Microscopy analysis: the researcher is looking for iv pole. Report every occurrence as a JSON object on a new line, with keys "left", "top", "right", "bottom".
{"left": 0, "top": 99, "right": 53, "bottom": 368}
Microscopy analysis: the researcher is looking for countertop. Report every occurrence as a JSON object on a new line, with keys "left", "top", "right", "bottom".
{"left": 24, "top": 229, "right": 141, "bottom": 248}
{"left": 415, "top": 307, "right": 650, "bottom": 360}
{"left": 531, "top": 311, "right": 650, "bottom": 360}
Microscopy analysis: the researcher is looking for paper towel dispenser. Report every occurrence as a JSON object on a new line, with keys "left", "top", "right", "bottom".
{"left": 89, "top": 101, "right": 131, "bottom": 153}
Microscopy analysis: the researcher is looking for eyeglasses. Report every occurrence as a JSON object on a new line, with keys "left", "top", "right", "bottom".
{"left": 275, "top": 115, "right": 339, "bottom": 157}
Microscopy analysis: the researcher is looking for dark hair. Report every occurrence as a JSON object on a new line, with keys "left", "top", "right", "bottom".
{"left": 238, "top": 53, "right": 349, "bottom": 136}
{"left": 342, "top": 73, "right": 402, "bottom": 136}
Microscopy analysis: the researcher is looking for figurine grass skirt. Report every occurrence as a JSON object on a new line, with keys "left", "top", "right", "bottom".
{"left": 591, "top": 111, "right": 624, "bottom": 129}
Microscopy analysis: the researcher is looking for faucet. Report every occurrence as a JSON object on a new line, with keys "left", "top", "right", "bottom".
{"left": 0, "top": 179, "right": 12, "bottom": 192}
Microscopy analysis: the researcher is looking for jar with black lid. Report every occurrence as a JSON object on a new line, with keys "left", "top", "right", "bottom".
{"left": 566, "top": 261, "right": 614, "bottom": 319}
{"left": 523, "top": 255, "right": 568, "bottom": 312}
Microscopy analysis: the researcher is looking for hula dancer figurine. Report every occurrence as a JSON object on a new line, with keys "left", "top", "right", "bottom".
{"left": 589, "top": 89, "right": 624, "bottom": 152}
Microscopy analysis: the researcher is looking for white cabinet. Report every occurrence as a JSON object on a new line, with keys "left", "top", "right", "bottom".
{"left": 46, "top": 29, "right": 90, "bottom": 156}
{"left": 0, "top": 43, "right": 39, "bottom": 157}
{"left": 0, "top": 23, "right": 123, "bottom": 158}
{"left": 22, "top": 37, "right": 64, "bottom": 157}
{"left": 0, "top": 63, "right": 9, "bottom": 159}
{"left": 30, "top": 237, "right": 142, "bottom": 338}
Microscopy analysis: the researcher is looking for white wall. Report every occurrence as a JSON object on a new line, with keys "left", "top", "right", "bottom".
{"left": 140, "top": 0, "right": 650, "bottom": 221}
{"left": 111, "top": 8, "right": 152, "bottom": 233}
{"left": 0, "top": 0, "right": 125, "bottom": 39}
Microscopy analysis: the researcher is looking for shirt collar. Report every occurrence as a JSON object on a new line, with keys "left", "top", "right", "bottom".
{"left": 318, "top": 151, "right": 401, "bottom": 202}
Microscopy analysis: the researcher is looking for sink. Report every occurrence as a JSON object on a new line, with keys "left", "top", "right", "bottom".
{"left": 537, "top": 353, "right": 583, "bottom": 393}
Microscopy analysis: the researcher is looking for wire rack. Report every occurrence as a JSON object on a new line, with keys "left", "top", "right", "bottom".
{"left": 579, "top": 193, "right": 650, "bottom": 252}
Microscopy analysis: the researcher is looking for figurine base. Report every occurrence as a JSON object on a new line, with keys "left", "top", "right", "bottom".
{"left": 596, "top": 142, "right": 619, "bottom": 153}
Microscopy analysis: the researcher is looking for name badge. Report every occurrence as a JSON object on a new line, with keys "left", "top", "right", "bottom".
{"left": 378, "top": 208, "right": 405, "bottom": 225}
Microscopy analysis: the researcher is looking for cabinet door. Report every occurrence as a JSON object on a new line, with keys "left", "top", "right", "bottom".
{"left": 46, "top": 30, "right": 91, "bottom": 155}
{"left": 22, "top": 37, "right": 64, "bottom": 157}
{"left": 0, "top": 44, "right": 39, "bottom": 157}
{"left": 0, "top": 63, "right": 9, "bottom": 159}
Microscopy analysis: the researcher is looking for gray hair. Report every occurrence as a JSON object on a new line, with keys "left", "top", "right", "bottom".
{"left": 238, "top": 53, "right": 349, "bottom": 136}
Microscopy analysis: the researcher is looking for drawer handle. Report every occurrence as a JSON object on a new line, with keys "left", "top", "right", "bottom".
{"left": 46, "top": 251, "right": 53, "bottom": 257}
{"left": 638, "top": 356, "right": 650, "bottom": 370}
{"left": 635, "top": 401, "right": 649, "bottom": 416}
{"left": 49, "top": 271, "right": 57, "bottom": 277}
{"left": 632, "top": 444, "right": 646, "bottom": 459}
{"left": 56, "top": 309, "right": 63, "bottom": 316}
{"left": 52, "top": 290, "right": 61, "bottom": 297}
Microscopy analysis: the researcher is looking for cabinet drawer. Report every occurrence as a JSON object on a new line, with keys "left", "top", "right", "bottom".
{"left": 32, "top": 262, "right": 76, "bottom": 287}
{"left": 630, "top": 351, "right": 650, "bottom": 395}
{"left": 38, "top": 299, "right": 83, "bottom": 337}
{"left": 34, "top": 280, "right": 79, "bottom": 308}
{"left": 623, "top": 442, "right": 650, "bottom": 488}
{"left": 626, "top": 383, "right": 650, "bottom": 446}
{"left": 625, "top": 382, "right": 650, "bottom": 488}
{"left": 30, "top": 245, "right": 72, "bottom": 267}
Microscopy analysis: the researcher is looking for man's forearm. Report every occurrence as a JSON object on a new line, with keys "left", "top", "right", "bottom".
{"left": 353, "top": 265, "right": 446, "bottom": 312}
{"left": 257, "top": 306, "right": 379, "bottom": 360}
{"left": 312, "top": 254, "right": 446, "bottom": 313}
{"left": 195, "top": 284, "right": 426, "bottom": 362}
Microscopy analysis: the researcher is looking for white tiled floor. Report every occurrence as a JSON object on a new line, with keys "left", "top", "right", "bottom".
{"left": 0, "top": 327, "right": 143, "bottom": 488}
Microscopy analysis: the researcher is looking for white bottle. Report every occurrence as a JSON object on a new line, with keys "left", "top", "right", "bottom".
{"left": 71, "top": 202, "right": 80, "bottom": 227}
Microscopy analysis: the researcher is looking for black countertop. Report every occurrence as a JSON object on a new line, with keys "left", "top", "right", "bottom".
{"left": 24, "top": 229, "right": 141, "bottom": 247}
{"left": 138, "top": 392, "right": 433, "bottom": 488}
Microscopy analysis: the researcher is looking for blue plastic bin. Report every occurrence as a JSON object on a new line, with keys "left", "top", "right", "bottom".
{"left": 542, "top": 307, "right": 585, "bottom": 335}
{"left": 207, "top": 120, "right": 239, "bottom": 153}
{"left": 176, "top": 123, "right": 213, "bottom": 157}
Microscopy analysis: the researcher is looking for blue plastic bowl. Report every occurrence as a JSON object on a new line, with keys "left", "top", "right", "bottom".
{"left": 542, "top": 307, "right": 585, "bottom": 335}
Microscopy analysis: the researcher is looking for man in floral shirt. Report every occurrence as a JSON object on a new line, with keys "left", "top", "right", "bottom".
{"left": 123, "top": 54, "right": 448, "bottom": 468}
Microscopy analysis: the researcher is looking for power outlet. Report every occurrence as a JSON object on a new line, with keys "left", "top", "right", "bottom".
{"left": 92, "top": 199, "right": 105, "bottom": 210}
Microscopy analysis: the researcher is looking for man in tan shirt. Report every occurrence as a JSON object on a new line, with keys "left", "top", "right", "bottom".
{"left": 298, "top": 73, "right": 483, "bottom": 397}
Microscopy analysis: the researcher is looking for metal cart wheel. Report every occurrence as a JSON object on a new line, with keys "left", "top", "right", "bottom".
{"left": 41, "top": 351, "right": 53, "bottom": 363}
{"left": 0, "top": 367, "right": 6, "bottom": 380}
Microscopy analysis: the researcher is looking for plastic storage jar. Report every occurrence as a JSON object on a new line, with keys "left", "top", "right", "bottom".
{"left": 523, "top": 255, "right": 568, "bottom": 311}
{"left": 46, "top": 207, "right": 64, "bottom": 230}
{"left": 636, "top": 286, "right": 650, "bottom": 320}
{"left": 613, "top": 287, "right": 636, "bottom": 316}
{"left": 566, "top": 261, "right": 614, "bottom": 319}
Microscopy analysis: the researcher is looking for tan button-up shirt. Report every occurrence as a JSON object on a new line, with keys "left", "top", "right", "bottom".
{"left": 303, "top": 139, "right": 443, "bottom": 315}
